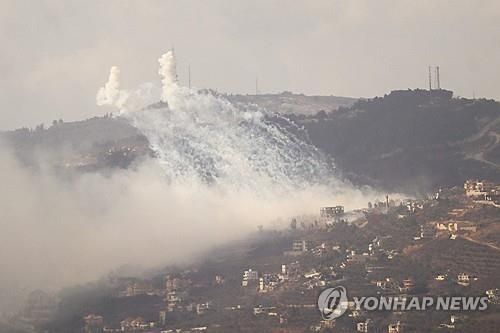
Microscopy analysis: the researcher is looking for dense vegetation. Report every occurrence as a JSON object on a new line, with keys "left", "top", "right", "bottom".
{"left": 293, "top": 89, "right": 500, "bottom": 192}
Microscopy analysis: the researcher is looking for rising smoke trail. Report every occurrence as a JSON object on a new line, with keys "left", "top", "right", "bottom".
{"left": 97, "top": 50, "right": 341, "bottom": 195}
{"left": 0, "top": 51, "right": 381, "bottom": 313}
{"left": 0, "top": 50, "right": 385, "bottom": 315}
{"left": 96, "top": 66, "right": 128, "bottom": 108}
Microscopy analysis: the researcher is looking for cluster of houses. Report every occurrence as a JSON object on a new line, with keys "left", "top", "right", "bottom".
{"left": 464, "top": 179, "right": 500, "bottom": 206}
{"left": 485, "top": 289, "right": 500, "bottom": 304}
{"left": 413, "top": 197, "right": 483, "bottom": 241}
{"left": 241, "top": 262, "right": 303, "bottom": 292}
{"left": 82, "top": 271, "right": 215, "bottom": 333}
{"left": 84, "top": 315, "right": 156, "bottom": 333}
{"left": 50, "top": 191, "right": 500, "bottom": 333}
{"left": 83, "top": 313, "right": 208, "bottom": 333}
{"left": 431, "top": 272, "right": 480, "bottom": 287}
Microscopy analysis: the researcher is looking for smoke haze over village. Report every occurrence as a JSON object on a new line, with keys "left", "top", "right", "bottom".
{"left": 0, "top": 50, "right": 383, "bottom": 311}
{"left": 1, "top": 2, "right": 500, "bottom": 332}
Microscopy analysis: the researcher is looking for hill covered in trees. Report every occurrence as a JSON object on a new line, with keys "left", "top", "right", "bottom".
{"left": 2, "top": 89, "right": 499, "bottom": 194}
{"left": 292, "top": 89, "right": 500, "bottom": 192}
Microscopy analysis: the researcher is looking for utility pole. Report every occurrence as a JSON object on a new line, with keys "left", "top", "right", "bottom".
{"left": 170, "top": 45, "right": 178, "bottom": 82}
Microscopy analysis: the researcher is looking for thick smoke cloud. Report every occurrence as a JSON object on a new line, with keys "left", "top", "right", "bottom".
{"left": 99, "top": 51, "right": 345, "bottom": 194}
{"left": 0, "top": 143, "right": 380, "bottom": 313}
{"left": 96, "top": 66, "right": 129, "bottom": 108}
{"left": 1, "top": 50, "right": 387, "bottom": 314}
{"left": 158, "top": 51, "right": 178, "bottom": 101}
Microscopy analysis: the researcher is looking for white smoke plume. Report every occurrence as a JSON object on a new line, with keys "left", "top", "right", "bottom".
{"left": 93, "top": 50, "right": 388, "bottom": 204}
{"left": 96, "top": 66, "right": 129, "bottom": 108}
{"left": 0, "top": 49, "right": 387, "bottom": 314}
{"left": 115, "top": 50, "right": 341, "bottom": 195}
{"left": 158, "top": 50, "right": 178, "bottom": 102}
{"left": 0, "top": 143, "right": 378, "bottom": 313}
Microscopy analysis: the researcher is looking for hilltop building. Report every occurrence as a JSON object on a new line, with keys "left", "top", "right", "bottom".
{"left": 320, "top": 206, "right": 345, "bottom": 224}
{"left": 83, "top": 314, "right": 104, "bottom": 333}
{"left": 320, "top": 206, "right": 344, "bottom": 218}
{"left": 242, "top": 269, "right": 259, "bottom": 287}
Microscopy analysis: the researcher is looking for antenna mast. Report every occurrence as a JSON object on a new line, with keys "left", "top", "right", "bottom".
{"left": 428, "top": 66, "right": 432, "bottom": 91}
{"left": 436, "top": 66, "right": 440, "bottom": 90}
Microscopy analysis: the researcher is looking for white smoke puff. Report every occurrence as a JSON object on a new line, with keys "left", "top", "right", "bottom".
{"left": 96, "top": 66, "right": 129, "bottom": 108}
{"left": 96, "top": 66, "right": 120, "bottom": 105}
{"left": 158, "top": 51, "right": 178, "bottom": 102}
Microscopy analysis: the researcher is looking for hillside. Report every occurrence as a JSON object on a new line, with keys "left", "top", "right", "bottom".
{"left": 410, "top": 236, "right": 500, "bottom": 279}
{"left": 294, "top": 89, "right": 500, "bottom": 192}
{"left": 226, "top": 91, "right": 357, "bottom": 115}
{"left": 1, "top": 89, "right": 499, "bottom": 193}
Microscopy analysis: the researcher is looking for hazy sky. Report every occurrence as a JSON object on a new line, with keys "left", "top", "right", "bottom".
{"left": 1, "top": 0, "right": 499, "bottom": 130}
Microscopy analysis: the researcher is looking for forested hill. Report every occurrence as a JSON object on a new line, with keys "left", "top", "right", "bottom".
{"left": 293, "top": 89, "right": 500, "bottom": 192}
{"left": 2, "top": 89, "right": 499, "bottom": 194}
